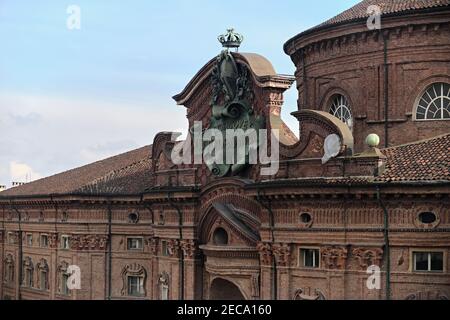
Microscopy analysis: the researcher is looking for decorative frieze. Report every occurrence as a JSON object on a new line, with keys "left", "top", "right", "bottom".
{"left": 272, "top": 243, "right": 291, "bottom": 267}
{"left": 352, "top": 247, "right": 384, "bottom": 270}
{"left": 293, "top": 288, "right": 326, "bottom": 300}
{"left": 321, "top": 246, "right": 348, "bottom": 270}
{"left": 256, "top": 242, "right": 273, "bottom": 266}
{"left": 167, "top": 239, "right": 180, "bottom": 257}
{"left": 70, "top": 234, "right": 108, "bottom": 251}
{"left": 180, "top": 239, "right": 197, "bottom": 259}
{"left": 149, "top": 238, "right": 159, "bottom": 256}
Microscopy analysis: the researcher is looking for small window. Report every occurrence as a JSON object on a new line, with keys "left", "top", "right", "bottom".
{"left": 128, "top": 276, "right": 144, "bottom": 296}
{"left": 127, "top": 238, "right": 143, "bottom": 250}
{"left": 40, "top": 235, "right": 49, "bottom": 248}
{"left": 40, "top": 271, "right": 48, "bottom": 290}
{"left": 329, "top": 94, "right": 353, "bottom": 130}
{"left": 26, "top": 234, "right": 33, "bottom": 247}
{"left": 128, "top": 212, "right": 139, "bottom": 224}
{"left": 413, "top": 252, "right": 444, "bottom": 272}
{"left": 161, "top": 284, "right": 169, "bottom": 300}
{"left": 415, "top": 82, "right": 450, "bottom": 120}
{"left": 300, "top": 248, "right": 320, "bottom": 268}
{"left": 24, "top": 269, "right": 33, "bottom": 287}
{"left": 61, "top": 274, "right": 70, "bottom": 295}
{"left": 8, "top": 232, "right": 15, "bottom": 245}
{"left": 213, "top": 228, "right": 229, "bottom": 246}
{"left": 418, "top": 212, "right": 437, "bottom": 224}
{"left": 300, "top": 213, "right": 312, "bottom": 224}
{"left": 161, "top": 241, "right": 170, "bottom": 256}
{"left": 61, "top": 236, "right": 70, "bottom": 250}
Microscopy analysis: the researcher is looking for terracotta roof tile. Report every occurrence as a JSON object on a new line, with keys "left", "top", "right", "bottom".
{"left": 0, "top": 146, "right": 152, "bottom": 197}
{"left": 376, "top": 133, "right": 450, "bottom": 182}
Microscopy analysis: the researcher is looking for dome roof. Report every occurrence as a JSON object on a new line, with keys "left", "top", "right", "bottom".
{"left": 319, "top": 0, "right": 449, "bottom": 28}
{"left": 284, "top": 0, "right": 450, "bottom": 53}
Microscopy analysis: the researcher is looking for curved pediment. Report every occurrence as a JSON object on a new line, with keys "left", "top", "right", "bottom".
{"left": 173, "top": 52, "right": 294, "bottom": 106}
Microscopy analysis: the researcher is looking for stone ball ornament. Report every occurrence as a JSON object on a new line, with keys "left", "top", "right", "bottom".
{"left": 366, "top": 134, "right": 381, "bottom": 148}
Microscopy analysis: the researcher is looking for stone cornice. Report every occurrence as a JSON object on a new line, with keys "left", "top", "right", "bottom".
{"left": 284, "top": 8, "right": 450, "bottom": 57}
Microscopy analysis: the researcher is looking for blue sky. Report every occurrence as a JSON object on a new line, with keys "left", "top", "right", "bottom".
{"left": 0, "top": 0, "right": 360, "bottom": 187}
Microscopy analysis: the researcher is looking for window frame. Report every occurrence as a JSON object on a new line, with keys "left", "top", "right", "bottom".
{"left": 299, "top": 247, "right": 321, "bottom": 269}
{"left": 127, "top": 275, "right": 145, "bottom": 297}
{"left": 24, "top": 268, "right": 33, "bottom": 287}
{"left": 414, "top": 82, "right": 450, "bottom": 121}
{"left": 127, "top": 237, "right": 144, "bottom": 251}
{"left": 26, "top": 233, "right": 33, "bottom": 247}
{"left": 161, "top": 240, "right": 170, "bottom": 257}
{"left": 410, "top": 249, "right": 446, "bottom": 273}
{"left": 40, "top": 234, "right": 49, "bottom": 248}
{"left": 40, "top": 270, "right": 48, "bottom": 291}
{"left": 61, "top": 235, "right": 70, "bottom": 250}
{"left": 61, "top": 273, "right": 70, "bottom": 295}
{"left": 328, "top": 94, "right": 354, "bottom": 131}
{"left": 161, "top": 283, "right": 169, "bottom": 300}
{"left": 7, "top": 232, "right": 15, "bottom": 245}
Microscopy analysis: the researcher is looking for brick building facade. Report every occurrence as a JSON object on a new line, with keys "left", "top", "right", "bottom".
{"left": 1, "top": 0, "right": 449, "bottom": 300}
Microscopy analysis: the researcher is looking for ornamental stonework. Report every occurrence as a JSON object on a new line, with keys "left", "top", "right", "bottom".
{"left": 70, "top": 234, "right": 108, "bottom": 251}
{"left": 272, "top": 243, "right": 291, "bottom": 267}
{"left": 352, "top": 248, "right": 384, "bottom": 270}
{"left": 256, "top": 242, "right": 273, "bottom": 266}
{"left": 180, "top": 239, "right": 197, "bottom": 259}
{"left": 167, "top": 239, "right": 180, "bottom": 257}
{"left": 322, "top": 246, "right": 348, "bottom": 270}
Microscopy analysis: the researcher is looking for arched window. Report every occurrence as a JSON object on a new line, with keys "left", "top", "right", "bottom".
{"left": 213, "top": 228, "right": 229, "bottom": 246}
{"left": 158, "top": 272, "right": 170, "bottom": 300}
{"left": 57, "top": 261, "right": 70, "bottom": 295}
{"left": 121, "top": 263, "right": 147, "bottom": 297}
{"left": 329, "top": 94, "right": 353, "bottom": 130}
{"left": 22, "top": 257, "right": 34, "bottom": 288}
{"left": 415, "top": 83, "right": 450, "bottom": 120}
{"left": 36, "top": 258, "right": 49, "bottom": 291}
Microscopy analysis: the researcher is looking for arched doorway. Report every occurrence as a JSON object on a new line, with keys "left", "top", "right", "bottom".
{"left": 210, "top": 278, "right": 246, "bottom": 300}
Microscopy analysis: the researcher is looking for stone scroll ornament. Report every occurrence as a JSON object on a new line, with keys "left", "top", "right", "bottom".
{"left": 196, "top": 43, "right": 265, "bottom": 178}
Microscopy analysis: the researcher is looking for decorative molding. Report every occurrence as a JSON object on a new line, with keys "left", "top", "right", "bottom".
{"left": 158, "top": 271, "right": 170, "bottom": 286}
{"left": 405, "top": 290, "right": 448, "bottom": 300}
{"left": 167, "top": 239, "right": 180, "bottom": 257}
{"left": 121, "top": 263, "right": 147, "bottom": 296}
{"left": 293, "top": 288, "right": 326, "bottom": 300}
{"left": 36, "top": 258, "right": 49, "bottom": 290}
{"left": 352, "top": 247, "right": 384, "bottom": 270}
{"left": 321, "top": 246, "right": 348, "bottom": 270}
{"left": 272, "top": 243, "right": 291, "bottom": 267}
{"left": 3, "top": 253, "right": 15, "bottom": 283}
{"left": 49, "top": 233, "right": 59, "bottom": 249}
{"left": 70, "top": 234, "right": 108, "bottom": 251}
{"left": 180, "top": 239, "right": 197, "bottom": 259}
{"left": 251, "top": 274, "right": 260, "bottom": 298}
{"left": 149, "top": 238, "right": 159, "bottom": 256}
{"left": 22, "top": 256, "right": 34, "bottom": 287}
{"left": 256, "top": 242, "right": 273, "bottom": 266}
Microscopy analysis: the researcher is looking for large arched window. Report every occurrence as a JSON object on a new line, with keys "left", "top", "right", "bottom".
{"left": 415, "top": 82, "right": 450, "bottom": 120}
{"left": 329, "top": 94, "right": 353, "bottom": 130}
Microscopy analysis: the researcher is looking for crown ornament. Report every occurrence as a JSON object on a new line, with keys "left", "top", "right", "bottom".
{"left": 218, "top": 28, "right": 244, "bottom": 51}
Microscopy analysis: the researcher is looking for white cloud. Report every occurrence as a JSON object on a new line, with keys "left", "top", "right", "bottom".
{"left": 10, "top": 161, "right": 43, "bottom": 183}
{"left": 0, "top": 92, "right": 188, "bottom": 187}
